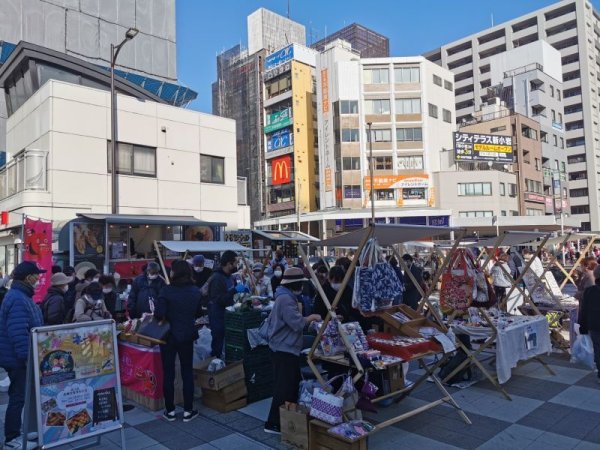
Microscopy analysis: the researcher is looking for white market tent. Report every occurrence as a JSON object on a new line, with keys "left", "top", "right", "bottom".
{"left": 157, "top": 241, "right": 254, "bottom": 253}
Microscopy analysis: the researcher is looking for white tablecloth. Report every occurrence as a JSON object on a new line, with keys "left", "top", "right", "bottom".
{"left": 452, "top": 315, "right": 552, "bottom": 384}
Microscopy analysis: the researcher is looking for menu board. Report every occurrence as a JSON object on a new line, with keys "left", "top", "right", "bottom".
{"left": 31, "top": 320, "right": 123, "bottom": 449}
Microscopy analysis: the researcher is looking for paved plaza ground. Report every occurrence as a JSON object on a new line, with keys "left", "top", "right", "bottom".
{"left": 2, "top": 351, "right": 600, "bottom": 449}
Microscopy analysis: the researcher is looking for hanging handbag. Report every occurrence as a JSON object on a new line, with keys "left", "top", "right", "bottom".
{"left": 440, "top": 249, "right": 475, "bottom": 313}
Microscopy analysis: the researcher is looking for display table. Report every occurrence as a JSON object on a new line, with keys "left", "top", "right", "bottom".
{"left": 452, "top": 315, "right": 552, "bottom": 384}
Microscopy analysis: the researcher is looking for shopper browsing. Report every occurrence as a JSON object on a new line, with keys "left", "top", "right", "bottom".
{"left": 264, "top": 267, "right": 321, "bottom": 435}
{"left": 270, "top": 263, "right": 285, "bottom": 293}
{"left": 270, "top": 249, "right": 289, "bottom": 271}
{"left": 402, "top": 254, "right": 424, "bottom": 310}
{"left": 490, "top": 253, "right": 513, "bottom": 305}
{"left": 73, "top": 282, "right": 111, "bottom": 322}
{"left": 41, "top": 272, "right": 73, "bottom": 325}
{"left": 127, "top": 262, "right": 166, "bottom": 319}
{"left": 252, "top": 263, "right": 273, "bottom": 298}
{"left": 208, "top": 251, "right": 239, "bottom": 358}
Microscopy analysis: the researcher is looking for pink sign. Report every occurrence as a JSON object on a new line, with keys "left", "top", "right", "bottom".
{"left": 118, "top": 342, "right": 163, "bottom": 399}
{"left": 23, "top": 217, "right": 53, "bottom": 303}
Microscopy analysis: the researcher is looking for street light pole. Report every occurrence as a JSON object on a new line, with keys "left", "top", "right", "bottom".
{"left": 367, "top": 122, "right": 374, "bottom": 224}
{"left": 110, "top": 28, "right": 139, "bottom": 215}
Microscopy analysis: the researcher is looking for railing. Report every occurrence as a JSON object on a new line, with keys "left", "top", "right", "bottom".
{"left": 458, "top": 108, "right": 512, "bottom": 127}
{"left": 0, "top": 149, "right": 47, "bottom": 201}
{"left": 503, "top": 63, "right": 543, "bottom": 79}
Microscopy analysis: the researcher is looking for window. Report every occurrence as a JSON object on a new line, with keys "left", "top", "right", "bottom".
{"left": 510, "top": 210, "right": 519, "bottom": 216}
{"left": 403, "top": 188, "right": 426, "bottom": 200}
{"left": 567, "top": 137, "right": 586, "bottom": 147}
{"left": 433, "top": 74, "right": 442, "bottom": 86}
{"left": 560, "top": 137, "right": 565, "bottom": 149}
{"left": 499, "top": 182, "right": 506, "bottom": 196}
{"left": 373, "top": 129, "right": 392, "bottom": 142}
{"left": 553, "top": 135, "right": 558, "bottom": 146}
{"left": 490, "top": 125, "right": 506, "bottom": 133}
{"left": 457, "top": 182, "right": 492, "bottom": 196}
{"left": 396, "top": 127, "right": 422, "bottom": 141}
{"left": 428, "top": 103, "right": 438, "bottom": 118}
{"left": 569, "top": 171, "right": 587, "bottom": 181}
{"left": 526, "top": 208, "right": 544, "bottom": 216}
{"left": 557, "top": 89, "right": 561, "bottom": 100}
{"left": 395, "top": 98, "right": 421, "bottom": 114}
{"left": 550, "top": 85, "right": 555, "bottom": 97}
{"left": 269, "top": 185, "right": 295, "bottom": 204}
{"left": 107, "top": 141, "right": 156, "bottom": 177}
{"left": 341, "top": 128, "right": 360, "bottom": 142}
{"left": 570, "top": 187, "right": 589, "bottom": 197}
{"left": 521, "top": 125, "right": 537, "bottom": 140}
{"left": 394, "top": 67, "right": 420, "bottom": 83}
{"left": 343, "top": 185, "right": 361, "bottom": 198}
{"left": 200, "top": 155, "right": 225, "bottom": 184}
{"left": 508, "top": 184, "right": 517, "bottom": 196}
{"left": 369, "top": 156, "right": 393, "bottom": 170}
{"left": 442, "top": 109, "right": 452, "bottom": 123}
{"left": 364, "top": 99, "right": 390, "bottom": 115}
{"left": 571, "top": 205, "right": 590, "bottom": 214}
{"left": 535, "top": 158, "right": 541, "bottom": 171}
{"left": 551, "top": 109, "right": 556, "bottom": 122}
{"left": 342, "top": 157, "right": 361, "bottom": 170}
{"left": 444, "top": 80, "right": 453, "bottom": 91}
{"left": 375, "top": 189, "right": 395, "bottom": 200}
{"left": 525, "top": 179, "right": 542, "bottom": 193}
{"left": 364, "top": 68, "right": 389, "bottom": 84}
{"left": 501, "top": 210, "right": 507, "bottom": 216}
{"left": 458, "top": 211, "right": 493, "bottom": 218}
{"left": 558, "top": 112, "right": 563, "bottom": 124}
{"left": 568, "top": 154, "right": 586, "bottom": 164}
{"left": 266, "top": 75, "right": 292, "bottom": 98}
{"left": 561, "top": 161, "right": 566, "bottom": 173}
{"left": 340, "top": 100, "right": 359, "bottom": 114}
{"left": 397, "top": 155, "right": 424, "bottom": 170}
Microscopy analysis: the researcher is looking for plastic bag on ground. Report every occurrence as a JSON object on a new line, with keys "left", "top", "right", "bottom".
{"left": 571, "top": 334, "right": 595, "bottom": 369}
{"left": 193, "top": 326, "right": 212, "bottom": 366}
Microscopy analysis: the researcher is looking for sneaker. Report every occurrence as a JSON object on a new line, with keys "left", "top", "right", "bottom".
{"left": 26, "top": 432, "right": 38, "bottom": 441}
{"left": 264, "top": 423, "right": 281, "bottom": 435}
{"left": 182, "top": 410, "right": 199, "bottom": 423}
{"left": 4, "top": 436, "right": 37, "bottom": 449}
{"left": 162, "top": 410, "right": 176, "bottom": 422}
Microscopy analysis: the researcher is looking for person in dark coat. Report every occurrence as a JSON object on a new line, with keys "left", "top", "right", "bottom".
{"left": 191, "top": 254, "right": 212, "bottom": 288}
{"left": 155, "top": 260, "right": 203, "bottom": 423}
{"left": 41, "top": 272, "right": 73, "bottom": 325}
{"left": 402, "top": 254, "right": 424, "bottom": 310}
{"left": 579, "top": 265, "right": 600, "bottom": 382}
{"left": 0, "top": 262, "right": 45, "bottom": 448}
{"left": 63, "top": 266, "right": 77, "bottom": 313}
{"left": 208, "top": 251, "right": 239, "bottom": 358}
{"left": 127, "top": 262, "right": 166, "bottom": 318}
{"left": 270, "top": 263, "right": 285, "bottom": 293}
{"left": 99, "top": 275, "right": 118, "bottom": 318}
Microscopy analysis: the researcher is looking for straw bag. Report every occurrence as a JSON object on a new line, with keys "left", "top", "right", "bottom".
{"left": 353, "top": 238, "right": 403, "bottom": 313}
{"left": 440, "top": 249, "right": 475, "bottom": 313}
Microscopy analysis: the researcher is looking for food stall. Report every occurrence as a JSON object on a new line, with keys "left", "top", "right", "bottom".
{"left": 226, "top": 229, "right": 319, "bottom": 261}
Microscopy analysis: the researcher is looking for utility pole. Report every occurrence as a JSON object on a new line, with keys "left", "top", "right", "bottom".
{"left": 367, "top": 122, "right": 375, "bottom": 224}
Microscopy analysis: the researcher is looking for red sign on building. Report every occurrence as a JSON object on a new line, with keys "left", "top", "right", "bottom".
{"left": 272, "top": 155, "right": 292, "bottom": 185}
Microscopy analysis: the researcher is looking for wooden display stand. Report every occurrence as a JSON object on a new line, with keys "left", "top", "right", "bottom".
{"left": 309, "top": 420, "right": 367, "bottom": 450}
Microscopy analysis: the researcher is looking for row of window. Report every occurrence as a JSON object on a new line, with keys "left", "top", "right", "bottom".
{"left": 341, "top": 155, "right": 424, "bottom": 171}
{"left": 364, "top": 67, "right": 454, "bottom": 91}
{"left": 340, "top": 127, "right": 423, "bottom": 143}
{"left": 457, "top": 182, "right": 517, "bottom": 197}
{"left": 342, "top": 186, "right": 427, "bottom": 200}
{"left": 459, "top": 211, "right": 520, "bottom": 218}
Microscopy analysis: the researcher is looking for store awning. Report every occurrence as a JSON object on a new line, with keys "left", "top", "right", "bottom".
{"left": 318, "top": 224, "right": 458, "bottom": 248}
{"left": 158, "top": 241, "right": 253, "bottom": 253}
{"left": 252, "top": 230, "right": 320, "bottom": 242}
{"left": 76, "top": 213, "right": 226, "bottom": 227}
{"left": 520, "top": 232, "right": 599, "bottom": 248}
{"left": 467, "top": 231, "right": 549, "bottom": 248}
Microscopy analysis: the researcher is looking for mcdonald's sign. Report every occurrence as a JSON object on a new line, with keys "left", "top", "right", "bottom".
{"left": 272, "top": 155, "right": 292, "bottom": 185}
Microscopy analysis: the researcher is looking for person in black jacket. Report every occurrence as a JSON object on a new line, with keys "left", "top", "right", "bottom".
{"left": 208, "top": 251, "right": 239, "bottom": 358}
{"left": 579, "top": 266, "right": 600, "bottom": 381}
{"left": 402, "top": 254, "right": 424, "bottom": 310}
{"left": 63, "top": 266, "right": 77, "bottom": 313}
{"left": 155, "top": 260, "right": 202, "bottom": 422}
{"left": 99, "top": 275, "right": 118, "bottom": 318}
{"left": 191, "top": 254, "right": 212, "bottom": 288}
{"left": 41, "top": 273, "right": 73, "bottom": 325}
{"left": 127, "top": 262, "right": 166, "bottom": 318}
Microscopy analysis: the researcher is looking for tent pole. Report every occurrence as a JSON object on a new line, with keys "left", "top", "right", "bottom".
{"left": 153, "top": 240, "right": 170, "bottom": 285}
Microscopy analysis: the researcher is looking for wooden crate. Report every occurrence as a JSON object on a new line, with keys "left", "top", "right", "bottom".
{"left": 381, "top": 305, "right": 443, "bottom": 337}
{"left": 194, "top": 359, "right": 245, "bottom": 391}
{"left": 202, "top": 395, "right": 247, "bottom": 413}
{"left": 309, "top": 420, "right": 367, "bottom": 450}
{"left": 118, "top": 333, "right": 164, "bottom": 347}
{"left": 202, "top": 379, "right": 247, "bottom": 404}
{"left": 122, "top": 386, "right": 162, "bottom": 411}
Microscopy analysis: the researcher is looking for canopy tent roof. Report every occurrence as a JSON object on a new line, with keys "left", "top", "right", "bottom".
{"left": 77, "top": 213, "right": 226, "bottom": 227}
{"left": 520, "top": 232, "right": 599, "bottom": 248}
{"left": 318, "top": 224, "right": 457, "bottom": 248}
{"left": 467, "top": 231, "right": 549, "bottom": 248}
{"left": 252, "top": 230, "right": 320, "bottom": 242}
{"left": 158, "top": 241, "right": 254, "bottom": 253}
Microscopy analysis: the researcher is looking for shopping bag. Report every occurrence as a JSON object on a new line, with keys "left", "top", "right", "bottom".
{"left": 440, "top": 249, "right": 474, "bottom": 313}
{"left": 571, "top": 334, "right": 595, "bottom": 369}
{"left": 298, "top": 379, "right": 321, "bottom": 408}
{"left": 471, "top": 272, "right": 497, "bottom": 308}
{"left": 309, "top": 387, "right": 344, "bottom": 425}
{"left": 137, "top": 317, "right": 170, "bottom": 341}
{"left": 280, "top": 404, "right": 309, "bottom": 450}
{"left": 193, "top": 326, "right": 212, "bottom": 365}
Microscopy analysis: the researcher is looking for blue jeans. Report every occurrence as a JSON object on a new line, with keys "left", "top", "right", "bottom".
{"left": 590, "top": 331, "right": 600, "bottom": 377}
{"left": 4, "top": 366, "right": 26, "bottom": 443}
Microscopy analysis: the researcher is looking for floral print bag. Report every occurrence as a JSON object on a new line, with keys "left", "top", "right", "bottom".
{"left": 440, "top": 249, "right": 475, "bottom": 313}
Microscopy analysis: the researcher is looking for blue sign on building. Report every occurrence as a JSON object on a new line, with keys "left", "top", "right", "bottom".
{"left": 343, "top": 186, "right": 362, "bottom": 199}
{"left": 265, "top": 45, "right": 294, "bottom": 70}
{"left": 267, "top": 128, "right": 293, "bottom": 152}
{"left": 428, "top": 216, "right": 450, "bottom": 227}
{"left": 399, "top": 216, "right": 427, "bottom": 226}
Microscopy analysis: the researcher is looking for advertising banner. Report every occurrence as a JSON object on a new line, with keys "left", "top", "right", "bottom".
{"left": 118, "top": 343, "right": 163, "bottom": 400}
{"left": 272, "top": 155, "right": 292, "bottom": 185}
{"left": 264, "top": 108, "right": 293, "bottom": 134}
{"left": 453, "top": 132, "right": 514, "bottom": 163}
{"left": 224, "top": 230, "right": 252, "bottom": 248}
{"left": 24, "top": 217, "right": 53, "bottom": 304}
{"left": 267, "top": 128, "right": 293, "bottom": 152}
{"left": 363, "top": 174, "right": 429, "bottom": 190}
{"left": 265, "top": 44, "right": 294, "bottom": 70}
{"left": 31, "top": 321, "right": 122, "bottom": 449}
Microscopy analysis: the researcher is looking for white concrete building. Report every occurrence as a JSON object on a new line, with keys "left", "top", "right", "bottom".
{"left": 247, "top": 8, "right": 306, "bottom": 55}
{"left": 424, "top": 0, "right": 600, "bottom": 231}
{"left": 2, "top": 79, "right": 248, "bottom": 231}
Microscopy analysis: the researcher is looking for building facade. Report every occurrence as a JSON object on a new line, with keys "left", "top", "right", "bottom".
{"left": 317, "top": 40, "right": 455, "bottom": 217}
{"left": 424, "top": 0, "right": 599, "bottom": 230}
{"left": 247, "top": 8, "right": 306, "bottom": 55}
{"left": 263, "top": 44, "right": 318, "bottom": 221}
{"left": 311, "top": 23, "right": 390, "bottom": 58}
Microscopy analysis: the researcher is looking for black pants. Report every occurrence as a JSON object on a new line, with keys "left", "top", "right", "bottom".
{"left": 160, "top": 340, "right": 194, "bottom": 412}
{"left": 494, "top": 286, "right": 507, "bottom": 304}
{"left": 4, "top": 366, "right": 26, "bottom": 443}
{"left": 266, "top": 351, "right": 301, "bottom": 427}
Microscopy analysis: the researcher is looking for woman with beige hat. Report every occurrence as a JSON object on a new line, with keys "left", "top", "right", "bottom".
{"left": 41, "top": 272, "right": 73, "bottom": 325}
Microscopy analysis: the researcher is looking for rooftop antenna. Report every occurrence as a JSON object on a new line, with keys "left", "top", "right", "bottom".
{"left": 491, "top": 13, "right": 494, "bottom": 27}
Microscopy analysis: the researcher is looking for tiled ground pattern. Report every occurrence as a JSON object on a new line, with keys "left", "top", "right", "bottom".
{"left": 1, "top": 352, "right": 600, "bottom": 449}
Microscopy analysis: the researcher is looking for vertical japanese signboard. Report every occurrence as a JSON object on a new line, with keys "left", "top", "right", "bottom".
{"left": 453, "top": 132, "right": 514, "bottom": 163}
{"left": 23, "top": 217, "right": 52, "bottom": 304}
{"left": 28, "top": 320, "right": 124, "bottom": 449}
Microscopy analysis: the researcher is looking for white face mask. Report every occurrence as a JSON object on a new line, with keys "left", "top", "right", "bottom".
{"left": 194, "top": 267, "right": 204, "bottom": 273}
{"left": 102, "top": 288, "right": 113, "bottom": 294}
{"left": 62, "top": 285, "right": 69, "bottom": 293}
{"left": 330, "top": 283, "right": 342, "bottom": 291}
{"left": 147, "top": 274, "right": 158, "bottom": 280}
{"left": 93, "top": 276, "right": 100, "bottom": 282}
{"left": 274, "top": 270, "right": 283, "bottom": 278}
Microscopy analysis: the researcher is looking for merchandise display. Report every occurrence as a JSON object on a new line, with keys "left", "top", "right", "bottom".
{"left": 366, "top": 333, "right": 442, "bottom": 360}
{"left": 328, "top": 420, "right": 376, "bottom": 441}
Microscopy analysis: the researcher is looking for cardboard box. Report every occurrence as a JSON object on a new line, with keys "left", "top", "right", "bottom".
{"left": 193, "top": 358, "right": 245, "bottom": 391}
{"left": 280, "top": 404, "right": 309, "bottom": 450}
{"left": 386, "top": 363, "right": 405, "bottom": 393}
{"left": 308, "top": 420, "right": 367, "bottom": 450}
{"left": 202, "top": 379, "right": 247, "bottom": 404}
{"left": 202, "top": 395, "right": 247, "bottom": 413}
{"left": 381, "top": 305, "right": 443, "bottom": 337}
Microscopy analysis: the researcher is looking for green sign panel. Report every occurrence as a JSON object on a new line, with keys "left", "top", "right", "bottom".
{"left": 264, "top": 108, "right": 292, "bottom": 134}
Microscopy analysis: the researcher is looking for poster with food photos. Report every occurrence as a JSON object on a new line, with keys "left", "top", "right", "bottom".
{"left": 32, "top": 320, "right": 123, "bottom": 448}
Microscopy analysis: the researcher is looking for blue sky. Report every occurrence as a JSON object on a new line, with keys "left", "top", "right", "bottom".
{"left": 176, "top": 0, "right": 596, "bottom": 113}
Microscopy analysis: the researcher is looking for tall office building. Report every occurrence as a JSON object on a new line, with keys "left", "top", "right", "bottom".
{"left": 424, "top": 0, "right": 600, "bottom": 231}
{"left": 311, "top": 23, "right": 390, "bottom": 58}
{"left": 213, "top": 9, "right": 306, "bottom": 222}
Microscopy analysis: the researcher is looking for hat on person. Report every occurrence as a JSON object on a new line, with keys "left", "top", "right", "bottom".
{"left": 51, "top": 272, "right": 73, "bottom": 286}
{"left": 192, "top": 255, "right": 205, "bottom": 266}
{"left": 252, "top": 263, "right": 264, "bottom": 272}
{"left": 147, "top": 262, "right": 160, "bottom": 272}
{"left": 64, "top": 266, "right": 76, "bottom": 277}
{"left": 13, "top": 261, "right": 47, "bottom": 280}
{"left": 280, "top": 267, "right": 309, "bottom": 285}
{"left": 74, "top": 261, "right": 96, "bottom": 280}
{"left": 85, "top": 282, "right": 103, "bottom": 300}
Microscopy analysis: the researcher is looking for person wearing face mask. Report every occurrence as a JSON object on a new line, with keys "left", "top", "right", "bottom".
{"left": 75, "top": 268, "right": 99, "bottom": 302}
{"left": 264, "top": 267, "right": 321, "bottom": 434}
{"left": 0, "top": 261, "right": 45, "bottom": 449}
{"left": 252, "top": 263, "right": 273, "bottom": 298}
{"left": 127, "top": 262, "right": 166, "bottom": 319}
{"left": 191, "top": 254, "right": 212, "bottom": 289}
{"left": 98, "top": 275, "right": 118, "bottom": 318}
{"left": 41, "top": 272, "right": 73, "bottom": 325}
{"left": 270, "top": 264, "right": 285, "bottom": 294}
{"left": 208, "top": 251, "right": 239, "bottom": 358}
{"left": 73, "top": 282, "right": 111, "bottom": 322}
{"left": 270, "top": 249, "right": 289, "bottom": 271}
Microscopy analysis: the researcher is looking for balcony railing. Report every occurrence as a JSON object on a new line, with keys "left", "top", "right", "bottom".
{"left": 0, "top": 149, "right": 48, "bottom": 201}
{"left": 503, "top": 63, "right": 543, "bottom": 79}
